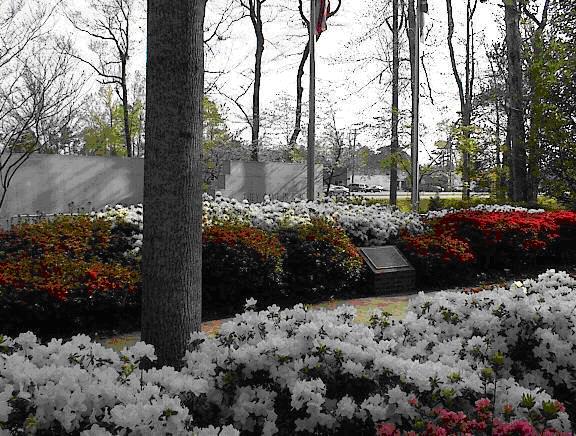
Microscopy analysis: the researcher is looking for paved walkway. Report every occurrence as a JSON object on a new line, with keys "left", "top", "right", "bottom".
{"left": 96, "top": 274, "right": 555, "bottom": 351}
{"left": 98, "top": 295, "right": 410, "bottom": 351}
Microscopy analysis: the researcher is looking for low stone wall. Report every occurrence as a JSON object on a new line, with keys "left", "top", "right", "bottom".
{"left": 0, "top": 154, "right": 144, "bottom": 227}
{"left": 1, "top": 155, "right": 324, "bottom": 227}
{"left": 217, "top": 161, "right": 324, "bottom": 202}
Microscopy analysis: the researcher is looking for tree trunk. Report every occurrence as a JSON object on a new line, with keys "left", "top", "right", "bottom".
{"left": 495, "top": 93, "right": 506, "bottom": 200}
{"left": 251, "top": 4, "right": 264, "bottom": 162}
{"left": 488, "top": 50, "right": 506, "bottom": 200}
{"left": 390, "top": 0, "right": 400, "bottom": 205}
{"left": 505, "top": 124, "right": 514, "bottom": 199}
{"left": 288, "top": 41, "right": 310, "bottom": 154}
{"left": 142, "top": 0, "right": 205, "bottom": 368}
{"left": 406, "top": 0, "right": 416, "bottom": 196}
{"left": 504, "top": 0, "right": 528, "bottom": 201}
{"left": 461, "top": 110, "right": 471, "bottom": 200}
{"left": 526, "top": 28, "right": 545, "bottom": 203}
{"left": 524, "top": 0, "right": 550, "bottom": 203}
{"left": 446, "top": 0, "right": 477, "bottom": 201}
{"left": 121, "top": 60, "right": 133, "bottom": 158}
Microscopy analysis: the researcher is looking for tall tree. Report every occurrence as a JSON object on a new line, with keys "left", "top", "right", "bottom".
{"left": 537, "top": 0, "right": 576, "bottom": 205}
{"left": 406, "top": 0, "right": 417, "bottom": 195}
{"left": 446, "top": 0, "right": 479, "bottom": 200}
{"left": 486, "top": 43, "right": 508, "bottom": 200}
{"left": 0, "top": 1, "right": 81, "bottom": 212}
{"left": 240, "top": 0, "right": 267, "bottom": 161}
{"left": 504, "top": 0, "right": 528, "bottom": 201}
{"left": 83, "top": 86, "right": 144, "bottom": 156}
{"left": 523, "top": 0, "right": 551, "bottom": 202}
{"left": 65, "top": 0, "right": 142, "bottom": 158}
{"left": 142, "top": 0, "right": 205, "bottom": 368}
{"left": 287, "top": 0, "right": 341, "bottom": 156}
{"left": 389, "top": 0, "right": 403, "bottom": 205}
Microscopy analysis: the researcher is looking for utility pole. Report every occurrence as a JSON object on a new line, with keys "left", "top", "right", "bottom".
{"left": 307, "top": 0, "right": 316, "bottom": 201}
{"left": 411, "top": 0, "right": 421, "bottom": 213}
{"left": 351, "top": 128, "right": 357, "bottom": 184}
{"left": 447, "top": 136, "right": 454, "bottom": 191}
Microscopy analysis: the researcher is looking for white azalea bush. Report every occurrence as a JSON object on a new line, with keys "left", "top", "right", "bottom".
{"left": 93, "top": 205, "right": 144, "bottom": 259}
{"left": 397, "top": 269, "right": 576, "bottom": 394}
{"left": 425, "top": 203, "right": 546, "bottom": 219}
{"left": 203, "top": 193, "right": 424, "bottom": 246}
{"left": 96, "top": 193, "right": 424, "bottom": 257}
{"left": 2, "top": 270, "right": 573, "bottom": 434}
{"left": 0, "top": 334, "right": 239, "bottom": 435}
{"left": 181, "top": 270, "right": 574, "bottom": 434}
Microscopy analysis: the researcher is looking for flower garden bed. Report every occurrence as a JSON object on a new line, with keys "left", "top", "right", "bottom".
{"left": 1, "top": 197, "right": 576, "bottom": 433}
{"left": 0, "top": 217, "right": 141, "bottom": 339}
{"left": 2, "top": 197, "right": 576, "bottom": 339}
{"left": 0, "top": 209, "right": 369, "bottom": 339}
{"left": 401, "top": 207, "right": 576, "bottom": 285}
{"left": 1, "top": 270, "right": 574, "bottom": 434}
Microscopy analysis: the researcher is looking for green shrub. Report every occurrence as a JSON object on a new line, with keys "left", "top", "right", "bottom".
{"left": 202, "top": 224, "right": 285, "bottom": 310}
{"left": 0, "top": 217, "right": 140, "bottom": 338}
{"left": 278, "top": 219, "right": 365, "bottom": 298}
{"left": 399, "top": 231, "right": 475, "bottom": 283}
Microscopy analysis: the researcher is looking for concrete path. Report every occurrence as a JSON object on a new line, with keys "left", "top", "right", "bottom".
{"left": 97, "top": 295, "right": 410, "bottom": 351}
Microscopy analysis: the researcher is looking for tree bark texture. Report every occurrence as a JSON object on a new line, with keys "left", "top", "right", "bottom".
{"left": 288, "top": 40, "right": 310, "bottom": 152}
{"left": 249, "top": 1, "right": 264, "bottom": 161}
{"left": 526, "top": 31, "right": 543, "bottom": 203}
{"left": 390, "top": 0, "right": 400, "bottom": 205}
{"left": 505, "top": 125, "right": 514, "bottom": 199}
{"left": 504, "top": 0, "right": 528, "bottom": 201}
{"left": 495, "top": 92, "right": 506, "bottom": 200}
{"left": 446, "top": 0, "right": 478, "bottom": 200}
{"left": 406, "top": 0, "right": 416, "bottom": 193}
{"left": 121, "top": 60, "right": 133, "bottom": 158}
{"left": 142, "top": 0, "right": 205, "bottom": 368}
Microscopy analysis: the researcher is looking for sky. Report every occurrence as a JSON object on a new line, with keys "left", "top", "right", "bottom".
{"left": 66, "top": 0, "right": 547, "bottom": 162}
{"left": 200, "top": 0, "right": 510, "bottom": 161}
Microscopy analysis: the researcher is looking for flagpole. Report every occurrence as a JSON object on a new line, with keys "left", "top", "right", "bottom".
{"left": 411, "top": 0, "right": 420, "bottom": 213}
{"left": 307, "top": 0, "right": 316, "bottom": 201}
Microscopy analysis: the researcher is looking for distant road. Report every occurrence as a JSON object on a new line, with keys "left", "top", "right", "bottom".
{"left": 352, "top": 191, "right": 490, "bottom": 199}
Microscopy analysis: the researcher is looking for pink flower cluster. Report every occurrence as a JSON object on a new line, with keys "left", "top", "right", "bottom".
{"left": 376, "top": 398, "right": 570, "bottom": 436}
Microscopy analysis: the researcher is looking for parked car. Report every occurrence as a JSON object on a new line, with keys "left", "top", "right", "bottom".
{"left": 327, "top": 185, "right": 350, "bottom": 196}
{"left": 369, "top": 185, "right": 386, "bottom": 192}
{"left": 430, "top": 185, "right": 445, "bottom": 192}
{"left": 348, "top": 183, "right": 369, "bottom": 192}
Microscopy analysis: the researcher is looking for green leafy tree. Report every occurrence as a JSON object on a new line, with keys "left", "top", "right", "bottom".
{"left": 537, "top": 1, "right": 576, "bottom": 205}
{"left": 83, "top": 87, "right": 143, "bottom": 156}
{"left": 202, "top": 96, "right": 246, "bottom": 189}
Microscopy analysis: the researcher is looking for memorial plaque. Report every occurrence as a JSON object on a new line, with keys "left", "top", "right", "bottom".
{"left": 359, "top": 246, "right": 415, "bottom": 294}
{"left": 359, "top": 246, "right": 410, "bottom": 271}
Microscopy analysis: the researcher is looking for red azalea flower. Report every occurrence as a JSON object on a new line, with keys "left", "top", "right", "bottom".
{"left": 87, "top": 269, "right": 98, "bottom": 280}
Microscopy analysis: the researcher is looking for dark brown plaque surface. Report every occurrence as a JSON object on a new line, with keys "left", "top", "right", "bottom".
{"left": 359, "top": 246, "right": 410, "bottom": 270}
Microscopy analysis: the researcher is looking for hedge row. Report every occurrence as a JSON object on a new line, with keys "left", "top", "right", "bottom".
{"left": 400, "top": 210, "right": 576, "bottom": 283}
{"left": 0, "top": 217, "right": 365, "bottom": 338}
{"left": 3, "top": 210, "right": 576, "bottom": 338}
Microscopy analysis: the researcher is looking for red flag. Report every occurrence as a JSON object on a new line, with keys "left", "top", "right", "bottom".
{"left": 316, "top": 0, "right": 330, "bottom": 39}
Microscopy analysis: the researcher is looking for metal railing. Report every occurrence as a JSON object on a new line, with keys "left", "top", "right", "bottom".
{"left": 6, "top": 201, "right": 95, "bottom": 228}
